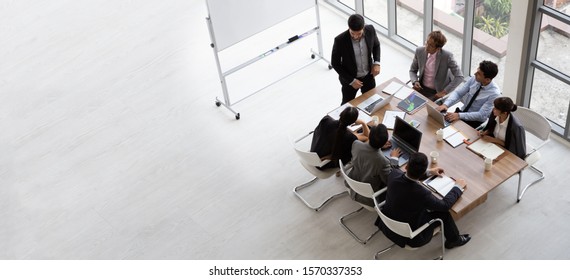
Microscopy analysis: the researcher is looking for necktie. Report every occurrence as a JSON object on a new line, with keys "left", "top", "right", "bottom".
{"left": 463, "top": 86, "right": 482, "bottom": 112}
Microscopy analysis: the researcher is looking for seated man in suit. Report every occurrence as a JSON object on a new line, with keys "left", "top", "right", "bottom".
{"left": 409, "top": 30, "right": 463, "bottom": 101}
{"left": 436, "top": 60, "right": 501, "bottom": 129}
{"left": 376, "top": 152, "right": 471, "bottom": 249}
{"left": 345, "top": 124, "right": 401, "bottom": 206}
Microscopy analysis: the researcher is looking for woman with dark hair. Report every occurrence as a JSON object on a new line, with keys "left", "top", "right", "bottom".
{"left": 310, "top": 106, "right": 369, "bottom": 169}
{"left": 479, "top": 97, "right": 527, "bottom": 159}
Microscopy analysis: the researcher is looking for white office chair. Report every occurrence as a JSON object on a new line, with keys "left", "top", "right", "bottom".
{"left": 512, "top": 106, "right": 551, "bottom": 202}
{"left": 338, "top": 159, "right": 382, "bottom": 244}
{"left": 292, "top": 131, "right": 348, "bottom": 211}
{"left": 373, "top": 190, "right": 445, "bottom": 260}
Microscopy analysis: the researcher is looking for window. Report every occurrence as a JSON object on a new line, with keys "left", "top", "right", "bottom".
{"left": 536, "top": 15, "right": 570, "bottom": 77}
{"left": 395, "top": 0, "right": 424, "bottom": 45}
{"left": 363, "top": 0, "right": 388, "bottom": 28}
{"left": 526, "top": 3, "right": 570, "bottom": 137}
{"left": 433, "top": 1, "right": 465, "bottom": 75}
{"left": 529, "top": 69, "right": 570, "bottom": 127}
{"left": 544, "top": 0, "right": 570, "bottom": 16}
{"left": 338, "top": 0, "right": 355, "bottom": 10}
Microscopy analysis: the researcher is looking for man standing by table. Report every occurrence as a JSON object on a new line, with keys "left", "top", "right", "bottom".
{"left": 331, "top": 14, "right": 381, "bottom": 105}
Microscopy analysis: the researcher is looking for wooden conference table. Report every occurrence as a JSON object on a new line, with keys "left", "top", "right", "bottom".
{"left": 349, "top": 77, "right": 528, "bottom": 220}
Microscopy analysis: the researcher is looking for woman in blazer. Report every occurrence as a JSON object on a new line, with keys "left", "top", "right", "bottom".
{"left": 479, "top": 97, "right": 527, "bottom": 159}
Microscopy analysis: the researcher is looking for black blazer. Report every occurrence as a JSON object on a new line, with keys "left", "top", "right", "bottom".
{"left": 331, "top": 25, "right": 381, "bottom": 86}
{"left": 483, "top": 113, "right": 527, "bottom": 159}
{"left": 378, "top": 169, "right": 462, "bottom": 247}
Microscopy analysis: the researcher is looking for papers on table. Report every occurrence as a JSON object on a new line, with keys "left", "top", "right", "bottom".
{"left": 467, "top": 139, "right": 505, "bottom": 160}
{"left": 423, "top": 175, "right": 457, "bottom": 197}
{"left": 382, "top": 81, "right": 408, "bottom": 97}
{"left": 394, "top": 86, "right": 415, "bottom": 100}
{"left": 382, "top": 110, "right": 406, "bottom": 130}
{"left": 442, "top": 125, "right": 467, "bottom": 148}
{"left": 327, "top": 103, "right": 371, "bottom": 132}
{"left": 327, "top": 103, "right": 352, "bottom": 120}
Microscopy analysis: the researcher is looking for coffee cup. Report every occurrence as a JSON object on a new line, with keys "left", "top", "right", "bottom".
{"left": 430, "top": 151, "right": 439, "bottom": 164}
{"left": 484, "top": 157, "right": 493, "bottom": 171}
{"left": 436, "top": 129, "right": 444, "bottom": 142}
{"left": 371, "top": 115, "right": 379, "bottom": 126}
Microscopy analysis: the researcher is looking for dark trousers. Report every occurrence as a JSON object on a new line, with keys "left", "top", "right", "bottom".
{"left": 403, "top": 211, "right": 461, "bottom": 247}
{"left": 417, "top": 82, "right": 438, "bottom": 101}
{"left": 340, "top": 73, "right": 376, "bottom": 105}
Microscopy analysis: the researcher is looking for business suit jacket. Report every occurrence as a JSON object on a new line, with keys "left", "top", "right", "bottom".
{"left": 483, "top": 113, "right": 527, "bottom": 159}
{"left": 379, "top": 169, "right": 462, "bottom": 247}
{"left": 331, "top": 25, "right": 381, "bottom": 86}
{"left": 409, "top": 47, "right": 463, "bottom": 93}
{"left": 346, "top": 141, "right": 398, "bottom": 206}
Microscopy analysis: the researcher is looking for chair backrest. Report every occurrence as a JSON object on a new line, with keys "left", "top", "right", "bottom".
{"left": 294, "top": 146, "right": 329, "bottom": 167}
{"left": 339, "top": 160, "right": 374, "bottom": 199}
{"left": 513, "top": 106, "right": 551, "bottom": 142}
{"left": 376, "top": 207, "right": 415, "bottom": 239}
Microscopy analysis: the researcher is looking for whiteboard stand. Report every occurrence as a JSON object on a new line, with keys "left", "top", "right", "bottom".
{"left": 207, "top": 3, "right": 330, "bottom": 120}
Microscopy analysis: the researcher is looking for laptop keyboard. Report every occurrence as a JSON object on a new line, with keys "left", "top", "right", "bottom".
{"left": 382, "top": 138, "right": 414, "bottom": 166}
{"left": 364, "top": 98, "right": 383, "bottom": 113}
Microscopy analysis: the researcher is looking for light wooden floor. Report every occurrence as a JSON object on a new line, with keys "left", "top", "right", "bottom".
{"left": 1, "top": 0, "right": 570, "bottom": 260}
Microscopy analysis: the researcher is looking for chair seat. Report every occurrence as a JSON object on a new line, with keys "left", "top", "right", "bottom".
{"left": 525, "top": 150, "right": 541, "bottom": 166}
{"left": 300, "top": 161, "right": 338, "bottom": 179}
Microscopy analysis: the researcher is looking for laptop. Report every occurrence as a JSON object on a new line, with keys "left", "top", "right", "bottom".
{"left": 357, "top": 93, "right": 395, "bottom": 115}
{"left": 426, "top": 104, "right": 451, "bottom": 127}
{"left": 382, "top": 116, "right": 423, "bottom": 166}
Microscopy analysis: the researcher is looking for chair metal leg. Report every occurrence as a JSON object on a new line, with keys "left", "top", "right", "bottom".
{"left": 438, "top": 222, "right": 445, "bottom": 260}
{"left": 517, "top": 165, "right": 545, "bottom": 203}
{"left": 339, "top": 207, "right": 380, "bottom": 244}
{"left": 293, "top": 177, "right": 348, "bottom": 211}
{"left": 374, "top": 243, "right": 396, "bottom": 259}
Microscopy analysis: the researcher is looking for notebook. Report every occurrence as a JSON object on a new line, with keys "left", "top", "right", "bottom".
{"left": 442, "top": 125, "right": 468, "bottom": 148}
{"left": 467, "top": 139, "right": 505, "bottom": 160}
{"left": 382, "top": 110, "right": 406, "bottom": 129}
{"left": 423, "top": 175, "right": 457, "bottom": 197}
{"left": 426, "top": 104, "right": 451, "bottom": 127}
{"left": 382, "top": 116, "right": 422, "bottom": 166}
{"left": 397, "top": 91, "right": 428, "bottom": 114}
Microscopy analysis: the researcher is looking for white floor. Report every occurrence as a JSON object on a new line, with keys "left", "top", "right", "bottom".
{"left": 2, "top": 0, "right": 570, "bottom": 260}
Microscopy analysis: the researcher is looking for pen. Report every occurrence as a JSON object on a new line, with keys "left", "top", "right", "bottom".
{"left": 463, "top": 138, "right": 472, "bottom": 145}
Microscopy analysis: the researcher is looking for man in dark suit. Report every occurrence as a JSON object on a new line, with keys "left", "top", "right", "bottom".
{"left": 409, "top": 31, "right": 463, "bottom": 101}
{"left": 376, "top": 152, "right": 471, "bottom": 249}
{"left": 331, "top": 14, "right": 381, "bottom": 105}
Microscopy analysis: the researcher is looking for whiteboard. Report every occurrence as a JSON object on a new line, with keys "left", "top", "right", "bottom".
{"left": 206, "top": 0, "right": 314, "bottom": 51}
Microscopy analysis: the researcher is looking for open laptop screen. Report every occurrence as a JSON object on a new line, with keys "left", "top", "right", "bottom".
{"left": 393, "top": 116, "right": 422, "bottom": 152}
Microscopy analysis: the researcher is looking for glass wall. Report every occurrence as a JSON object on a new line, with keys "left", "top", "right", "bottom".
{"left": 395, "top": 0, "right": 424, "bottom": 45}
{"left": 433, "top": 1, "right": 464, "bottom": 64}
{"left": 338, "top": 0, "right": 355, "bottom": 10}
{"left": 363, "top": 0, "right": 388, "bottom": 28}
{"left": 530, "top": 69, "right": 570, "bottom": 127}
{"left": 526, "top": 2, "right": 570, "bottom": 137}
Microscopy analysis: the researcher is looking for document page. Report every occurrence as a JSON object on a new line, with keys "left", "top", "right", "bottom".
{"left": 467, "top": 139, "right": 504, "bottom": 160}
{"left": 382, "top": 111, "right": 406, "bottom": 129}
{"left": 382, "top": 81, "right": 406, "bottom": 95}
{"left": 444, "top": 130, "right": 467, "bottom": 148}
{"left": 423, "top": 175, "right": 456, "bottom": 197}
{"left": 328, "top": 103, "right": 352, "bottom": 120}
